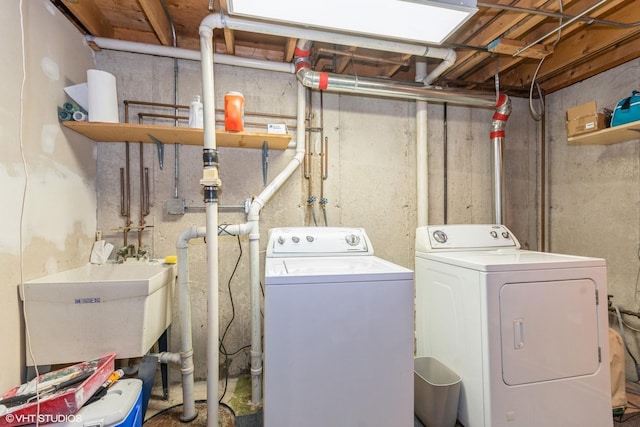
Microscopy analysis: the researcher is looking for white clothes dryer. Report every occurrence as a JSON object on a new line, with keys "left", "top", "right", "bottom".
{"left": 415, "top": 224, "right": 612, "bottom": 427}
{"left": 264, "top": 227, "right": 414, "bottom": 427}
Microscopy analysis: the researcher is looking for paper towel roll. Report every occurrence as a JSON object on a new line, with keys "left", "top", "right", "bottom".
{"left": 87, "top": 69, "right": 119, "bottom": 123}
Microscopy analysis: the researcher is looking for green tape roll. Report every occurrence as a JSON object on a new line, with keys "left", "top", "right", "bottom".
{"left": 58, "top": 107, "right": 73, "bottom": 121}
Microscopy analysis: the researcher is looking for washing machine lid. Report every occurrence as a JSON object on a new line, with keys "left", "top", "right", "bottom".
{"left": 265, "top": 256, "right": 413, "bottom": 285}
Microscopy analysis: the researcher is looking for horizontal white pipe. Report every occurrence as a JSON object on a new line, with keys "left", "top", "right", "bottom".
{"left": 151, "top": 351, "right": 181, "bottom": 365}
{"left": 202, "top": 13, "right": 449, "bottom": 58}
{"left": 86, "top": 36, "right": 294, "bottom": 74}
{"left": 422, "top": 48, "right": 457, "bottom": 85}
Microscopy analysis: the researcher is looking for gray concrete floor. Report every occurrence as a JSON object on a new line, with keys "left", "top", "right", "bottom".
{"left": 146, "top": 380, "right": 431, "bottom": 427}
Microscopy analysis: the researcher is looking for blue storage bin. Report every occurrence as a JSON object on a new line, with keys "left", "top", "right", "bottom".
{"left": 50, "top": 379, "right": 143, "bottom": 427}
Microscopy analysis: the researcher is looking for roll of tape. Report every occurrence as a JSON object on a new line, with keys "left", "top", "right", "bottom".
{"left": 58, "top": 109, "right": 73, "bottom": 121}
{"left": 63, "top": 101, "right": 78, "bottom": 113}
{"left": 73, "top": 110, "right": 87, "bottom": 121}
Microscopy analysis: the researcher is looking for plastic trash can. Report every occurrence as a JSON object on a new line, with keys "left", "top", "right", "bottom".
{"left": 414, "top": 357, "right": 461, "bottom": 427}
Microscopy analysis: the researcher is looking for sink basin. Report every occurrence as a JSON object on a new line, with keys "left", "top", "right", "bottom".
{"left": 21, "top": 261, "right": 175, "bottom": 366}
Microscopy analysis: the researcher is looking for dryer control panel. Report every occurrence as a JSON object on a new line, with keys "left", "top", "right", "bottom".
{"left": 416, "top": 224, "right": 521, "bottom": 252}
{"left": 267, "top": 227, "right": 373, "bottom": 257}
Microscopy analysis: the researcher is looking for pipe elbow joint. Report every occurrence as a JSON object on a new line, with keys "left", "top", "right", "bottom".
{"left": 491, "top": 93, "right": 512, "bottom": 138}
{"left": 443, "top": 49, "right": 457, "bottom": 65}
{"left": 200, "top": 12, "right": 223, "bottom": 34}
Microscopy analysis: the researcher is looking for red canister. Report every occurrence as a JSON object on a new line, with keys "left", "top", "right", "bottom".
{"left": 224, "top": 91, "right": 245, "bottom": 132}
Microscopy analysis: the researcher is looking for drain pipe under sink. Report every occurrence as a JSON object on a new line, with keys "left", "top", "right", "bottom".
{"left": 149, "top": 225, "right": 204, "bottom": 422}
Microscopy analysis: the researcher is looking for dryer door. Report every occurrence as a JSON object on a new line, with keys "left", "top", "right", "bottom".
{"left": 500, "top": 279, "right": 600, "bottom": 385}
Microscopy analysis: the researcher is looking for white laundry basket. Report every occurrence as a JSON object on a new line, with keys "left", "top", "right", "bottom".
{"left": 414, "top": 357, "right": 461, "bottom": 427}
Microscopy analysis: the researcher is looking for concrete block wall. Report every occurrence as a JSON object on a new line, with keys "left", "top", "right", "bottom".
{"left": 95, "top": 49, "right": 539, "bottom": 381}
{"left": 546, "top": 60, "right": 640, "bottom": 379}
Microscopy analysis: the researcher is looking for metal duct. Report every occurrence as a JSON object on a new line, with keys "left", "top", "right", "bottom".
{"left": 490, "top": 93, "right": 512, "bottom": 224}
{"left": 293, "top": 40, "right": 493, "bottom": 107}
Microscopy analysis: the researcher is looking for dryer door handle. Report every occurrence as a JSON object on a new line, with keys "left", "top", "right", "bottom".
{"left": 513, "top": 319, "right": 525, "bottom": 349}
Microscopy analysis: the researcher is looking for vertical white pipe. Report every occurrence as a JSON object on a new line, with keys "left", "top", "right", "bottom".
{"left": 248, "top": 229, "right": 261, "bottom": 403}
{"left": 416, "top": 101, "right": 428, "bottom": 227}
{"left": 415, "top": 61, "right": 429, "bottom": 227}
{"left": 248, "top": 82, "right": 307, "bottom": 403}
{"left": 199, "top": 24, "right": 220, "bottom": 427}
{"left": 176, "top": 226, "right": 205, "bottom": 422}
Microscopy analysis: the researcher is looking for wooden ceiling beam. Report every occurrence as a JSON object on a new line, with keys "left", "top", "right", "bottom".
{"left": 335, "top": 46, "right": 358, "bottom": 74}
{"left": 497, "top": 3, "right": 640, "bottom": 90}
{"left": 284, "top": 37, "right": 297, "bottom": 63}
{"left": 487, "top": 38, "right": 553, "bottom": 59}
{"left": 382, "top": 53, "right": 413, "bottom": 78}
{"left": 445, "top": 0, "right": 552, "bottom": 79}
{"left": 455, "top": 0, "right": 631, "bottom": 88}
{"left": 223, "top": 28, "right": 236, "bottom": 55}
{"left": 540, "top": 35, "right": 640, "bottom": 94}
{"left": 138, "top": 0, "right": 174, "bottom": 46}
{"left": 60, "top": 0, "right": 114, "bottom": 38}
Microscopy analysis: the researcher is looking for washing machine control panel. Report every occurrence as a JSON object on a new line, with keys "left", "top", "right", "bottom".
{"left": 416, "top": 224, "right": 521, "bottom": 252}
{"left": 267, "top": 227, "right": 374, "bottom": 256}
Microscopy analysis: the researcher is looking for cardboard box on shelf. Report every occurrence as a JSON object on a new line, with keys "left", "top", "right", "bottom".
{"left": 566, "top": 101, "right": 608, "bottom": 137}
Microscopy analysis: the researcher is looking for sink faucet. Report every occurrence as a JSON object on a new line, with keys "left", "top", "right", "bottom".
{"left": 116, "top": 244, "right": 136, "bottom": 263}
{"left": 137, "top": 245, "right": 149, "bottom": 260}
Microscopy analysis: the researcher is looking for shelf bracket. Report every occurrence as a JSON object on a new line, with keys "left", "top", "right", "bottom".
{"left": 147, "top": 133, "right": 165, "bottom": 170}
{"left": 262, "top": 140, "right": 269, "bottom": 186}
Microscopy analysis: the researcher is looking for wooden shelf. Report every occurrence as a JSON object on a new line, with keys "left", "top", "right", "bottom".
{"left": 62, "top": 121, "right": 292, "bottom": 150}
{"left": 568, "top": 119, "right": 640, "bottom": 145}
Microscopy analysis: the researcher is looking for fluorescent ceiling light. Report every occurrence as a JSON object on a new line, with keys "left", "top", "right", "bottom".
{"left": 227, "top": 0, "right": 477, "bottom": 45}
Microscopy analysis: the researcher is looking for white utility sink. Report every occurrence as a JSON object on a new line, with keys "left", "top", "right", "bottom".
{"left": 21, "top": 261, "right": 175, "bottom": 366}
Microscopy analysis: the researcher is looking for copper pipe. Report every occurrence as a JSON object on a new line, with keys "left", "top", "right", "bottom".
{"left": 139, "top": 113, "right": 189, "bottom": 121}
{"left": 125, "top": 99, "right": 297, "bottom": 120}
{"left": 124, "top": 99, "right": 189, "bottom": 110}
{"left": 319, "top": 93, "right": 327, "bottom": 201}
{"left": 121, "top": 103, "right": 133, "bottom": 246}
{"left": 315, "top": 47, "right": 411, "bottom": 66}
{"left": 119, "top": 168, "right": 126, "bottom": 216}
{"left": 138, "top": 113, "right": 297, "bottom": 130}
{"left": 321, "top": 137, "right": 328, "bottom": 180}
{"left": 138, "top": 110, "right": 150, "bottom": 249}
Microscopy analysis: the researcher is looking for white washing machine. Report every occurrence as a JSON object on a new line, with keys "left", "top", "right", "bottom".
{"left": 415, "top": 224, "right": 612, "bottom": 427}
{"left": 264, "top": 227, "right": 414, "bottom": 427}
